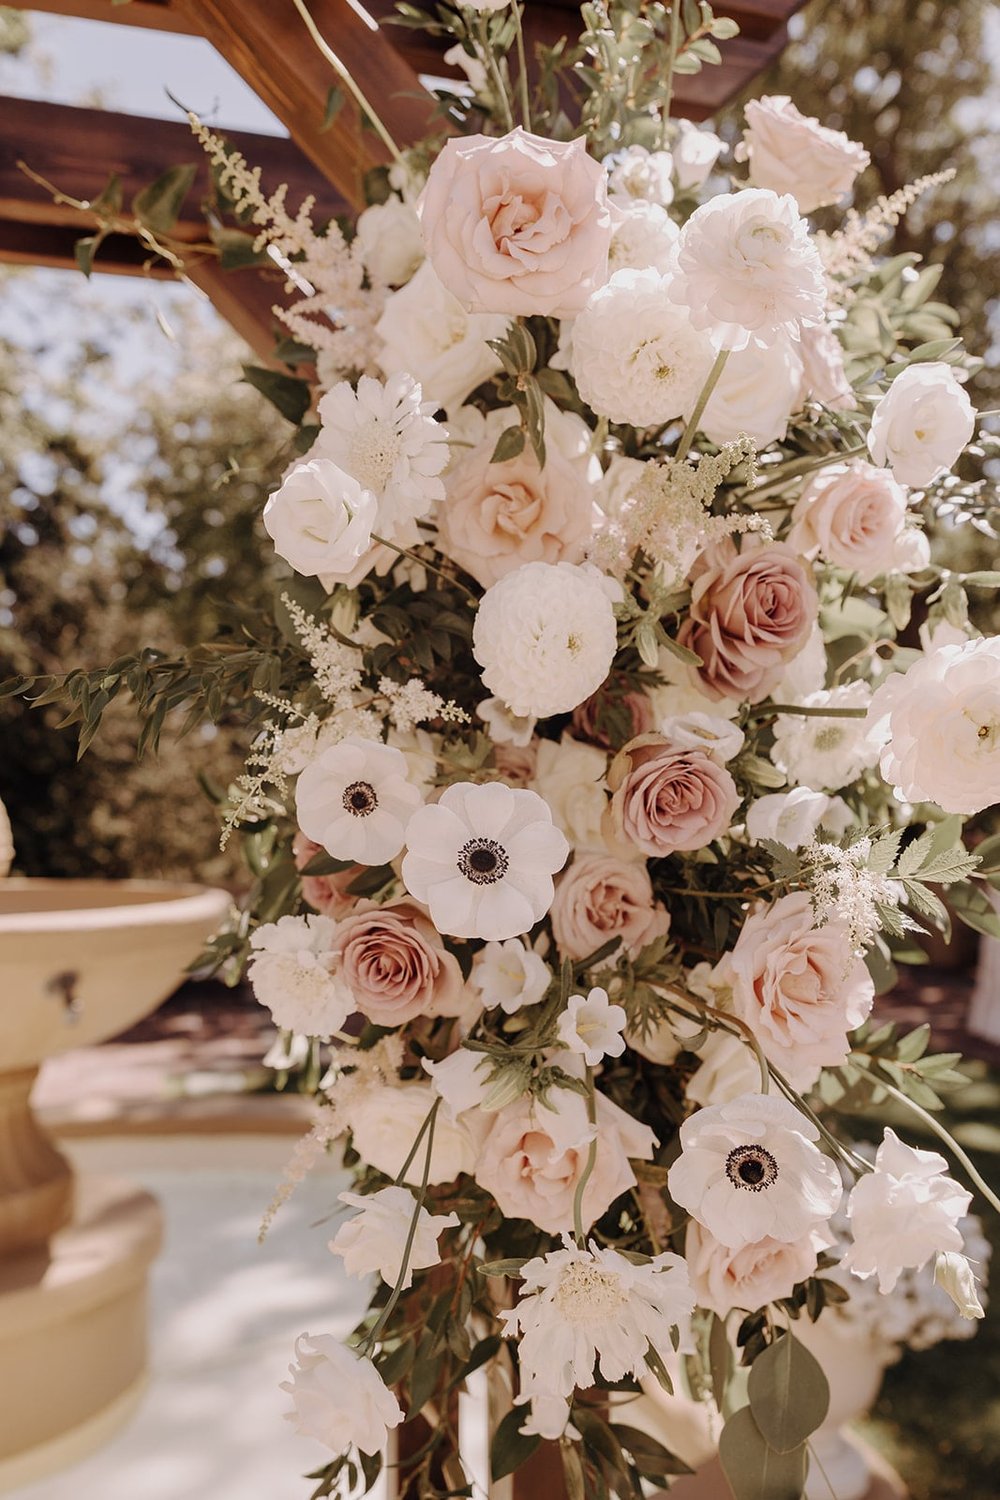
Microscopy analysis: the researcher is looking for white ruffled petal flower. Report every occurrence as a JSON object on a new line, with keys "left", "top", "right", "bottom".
{"left": 263, "top": 459, "right": 377, "bottom": 580}
{"left": 282, "top": 1335, "right": 403, "bottom": 1457}
{"left": 329, "top": 1185, "right": 458, "bottom": 1288}
{"left": 867, "top": 362, "right": 976, "bottom": 488}
{"left": 556, "top": 987, "right": 627, "bottom": 1067}
{"left": 402, "top": 781, "right": 569, "bottom": 940}
{"left": 296, "top": 734, "right": 424, "bottom": 866}
{"left": 248, "top": 915, "right": 348, "bottom": 1041}
{"left": 735, "top": 96, "right": 870, "bottom": 214}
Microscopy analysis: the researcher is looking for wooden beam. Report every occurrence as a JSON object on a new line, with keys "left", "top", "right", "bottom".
{"left": 2, "top": 0, "right": 197, "bottom": 35}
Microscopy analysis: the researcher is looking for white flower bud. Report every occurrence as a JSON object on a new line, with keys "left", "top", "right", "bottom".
{"left": 933, "top": 1251, "right": 985, "bottom": 1320}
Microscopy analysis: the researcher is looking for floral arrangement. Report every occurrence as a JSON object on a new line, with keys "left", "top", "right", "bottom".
{"left": 15, "top": 3, "right": 1000, "bottom": 1498}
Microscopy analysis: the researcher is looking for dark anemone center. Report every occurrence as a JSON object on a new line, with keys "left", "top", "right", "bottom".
{"left": 342, "top": 780, "right": 378, "bottom": 817}
{"left": 457, "top": 837, "right": 510, "bottom": 885}
{"left": 725, "top": 1144, "right": 779, "bottom": 1193}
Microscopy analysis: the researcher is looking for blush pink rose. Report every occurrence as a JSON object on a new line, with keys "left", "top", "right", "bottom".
{"left": 549, "top": 851, "right": 670, "bottom": 961}
{"left": 607, "top": 733, "right": 741, "bottom": 857}
{"left": 293, "top": 832, "right": 361, "bottom": 920}
{"left": 419, "top": 127, "right": 613, "bottom": 317}
{"left": 686, "top": 1219, "right": 829, "bottom": 1316}
{"left": 493, "top": 741, "right": 539, "bottom": 786}
{"left": 787, "top": 460, "right": 910, "bottom": 584}
{"left": 679, "top": 540, "right": 818, "bottom": 704}
{"left": 329, "top": 900, "right": 466, "bottom": 1027}
{"left": 735, "top": 96, "right": 870, "bottom": 215}
{"left": 473, "top": 1085, "right": 655, "bottom": 1234}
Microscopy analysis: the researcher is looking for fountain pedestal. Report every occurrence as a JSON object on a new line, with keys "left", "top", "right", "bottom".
{"left": 0, "top": 1067, "right": 74, "bottom": 1254}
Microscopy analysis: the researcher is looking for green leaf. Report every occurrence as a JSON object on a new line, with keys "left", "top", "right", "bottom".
{"left": 132, "top": 162, "right": 198, "bottom": 233}
{"left": 747, "top": 1332, "right": 829, "bottom": 1453}
{"left": 718, "top": 1405, "right": 808, "bottom": 1500}
{"left": 561, "top": 1440, "right": 586, "bottom": 1500}
{"left": 74, "top": 233, "right": 103, "bottom": 278}
{"left": 242, "top": 365, "right": 311, "bottom": 425}
{"left": 611, "top": 1424, "right": 693, "bottom": 1478}
{"left": 90, "top": 170, "right": 123, "bottom": 214}
{"left": 210, "top": 223, "right": 268, "bottom": 270}
{"left": 658, "top": 633, "right": 702, "bottom": 669}
{"left": 490, "top": 425, "right": 526, "bottom": 464}
{"left": 320, "top": 85, "right": 345, "bottom": 132}
{"left": 301, "top": 851, "right": 356, "bottom": 876}
{"left": 490, "top": 1407, "right": 540, "bottom": 1482}
{"left": 962, "top": 571, "right": 1000, "bottom": 587}
{"left": 949, "top": 879, "right": 1000, "bottom": 939}
{"left": 644, "top": 1340, "right": 674, "bottom": 1394}
{"left": 478, "top": 1257, "right": 527, "bottom": 1278}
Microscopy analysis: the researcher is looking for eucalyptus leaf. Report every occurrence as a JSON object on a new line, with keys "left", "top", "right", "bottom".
{"left": 747, "top": 1332, "right": 829, "bottom": 1453}
{"left": 718, "top": 1405, "right": 808, "bottom": 1500}
{"left": 490, "top": 1406, "right": 540, "bottom": 1482}
{"left": 132, "top": 163, "right": 198, "bottom": 234}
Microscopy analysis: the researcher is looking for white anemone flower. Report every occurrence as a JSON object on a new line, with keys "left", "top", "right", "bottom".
{"left": 500, "top": 1237, "right": 694, "bottom": 1400}
{"left": 401, "top": 781, "right": 569, "bottom": 940}
{"left": 329, "top": 1185, "right": 458, "bottom": 1288}
{"left": 296, "top": 734, "right": 424, "bottom": 865}
{"left": 667, "top": 1092, "right": 842, "bottom": 1249}
{"left": 557, "top": 987, "right": 627, "bottom": 1066}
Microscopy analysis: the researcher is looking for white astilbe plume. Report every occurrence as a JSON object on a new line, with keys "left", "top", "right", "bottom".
{"left": 800, "top": 836, "right": 915, "bottom": 951}
{"left": 281, "top": 594, "right": 367, "bottom": 708}
{"left": 189, "top": 114, "right": 386, "bottom": 381}
{"left": 816, "top": 170, "right": 956, "bottom": 304}
{"left": 378, "top": 677, "right": 469, "bottom": 733}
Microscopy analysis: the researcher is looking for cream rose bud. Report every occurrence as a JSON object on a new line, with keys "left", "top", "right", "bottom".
{"left": 420, "top": 127, "right": 613, "bottom": 318}
{"left": 788, "top": 460, "right": 912, "bottom": 583}
{"left": 263, "top": 459, "right": 377, "bottom": 580}
{"left": 355, "top": 196, "right": 424, "bottom": 286}
{"left": 686, "top": 1220, "right": 830, "bottom": 1317}
{"left": 715, "top": 892, "right": 874, "bottom": 1088}
{"left": 868, "top": 362, "right": 976, "bottom": 488}
{"left": 736, "top": 96, "right": 870, "bottom": 215}
{"left": 329, "top": 1186, "right": 458, "bottom": 1289}
{"left": 866, "top": 636, "right": 1000, "bottom": 814}
{"left": 607, "top": 733, "right": 741, "bottom": 858}
{"left": 348, "top": 1082, "right": 477, "bottom": 1186}
{"left": 673, "top": 119, "right": 725, "bottom": 189}
{"left": 327, "top": 901, "right": 465, "bottom": 1027}
{"left": 375, "top": 260, "right": 507, "bottom": 415}
{"left": 549, "top": 851, "right": 670, "bottom": 962}
{"left": 531, "top": 733, "right": 609, "bottom": 852}
{"left": 692, "top": 336, "right": 803, "bottom": 450}
{"left": 282, "top": 1336, "right": 403, "bottom": 1457}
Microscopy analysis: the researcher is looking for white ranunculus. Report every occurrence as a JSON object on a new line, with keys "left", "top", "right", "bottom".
{"left": 843, "top": 1128, "right": 971, "bottom": 1293}
{"left": 531, "top": 733, "right": 609, "bottom": 851}
{"left": 375, "top": 260, "right": 507, "bottom": 414}
{"left": 248, "top": 914, "right": 348, "bottom": 1041}
{"left": 282, "top": 1336, "right": 403, "bottom": 1456}
{"left": 473, "top": 561, "right": 621, "bottom": 720}
{"left": 570, "top": 268, "right": 715, "bottom": 426}
{"left": 607, "top": 144, "right": 675, "bottom": 206}
{"left": 672, "top": 119, "right": 724, "bottom": 190}
{"left": 693, "top": 335, "right": 803, "bottom": 449}
{"left": 771, "top": 681, "right": 880, "bottom": 792}
{"left": 667, "top": 1092, "right": 842, "bottom": 1250}
{"left": 866, "top": 636, "right": 1000, "bottom": 814}
{"left": 788, "top": 459, "right": 911, "bottom": 583}
{"left": 355, "top": 196, "right": 424, "bottom": 286}
{"left": 867, "top": 362, "right": 976, "bottom": 488}
{"left": 556, "top": 986, "right": 627, "bottom": 1066}
{"left": 329, "top": 1185, "right": 458, "bottom": 1288}
{"left": 296, "top": 734, "right": 424, "bottom": 866}
{"left": 348, "top": 1082, "right": 478, "bottom": 1185}
{"left": 745, "top": 788, "right": 852, "bottom": 849}
{"left": 735, "top": 96, "right": 870, "bottom": 215}
{"left": 668, "top": 188, "right": 826, "bottom": 351}
{"left": 263, "top": 460, "right": 377, "bottom": 580}
{"left": 402, "top": 780, "right": 569, "bottom": 940}
{"left": 607, "top": 197, "right": 679, "bottom": 275}
{"left": 470, "top": 937, "right": 552, "bottom": 1014}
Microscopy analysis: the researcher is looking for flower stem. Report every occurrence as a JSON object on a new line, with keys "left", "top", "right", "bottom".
{"left": 746, "top": 703, "right": 870, "bottom": 720}
{"left": 290, "top": 0, "right": 404, "bottom": 164}
{"left": 768, "top": 1064, "right": 872, "bottom": 1177}
{"left": 362, "top": 1098, "right": 441, "bottom": 1353}
{"left": 675, "top": 348, "right": 729, "bottom": 462}
{"left": 739, "top": 444, "right": 869, "bottom": 502}
{"left": 512, "top": 3, "right": 532, "bottom": 130}
{"left": 572, "top": 1065, "right": 598, "bottom": 1247}
{"left": 661, "top": 2, "right": 682, "bottom": 125}
{"left": 477, "top": 13, "right": 515, "bottom": 133}
{"left": 370, "top": 531, "right": 480, "bottom": 606}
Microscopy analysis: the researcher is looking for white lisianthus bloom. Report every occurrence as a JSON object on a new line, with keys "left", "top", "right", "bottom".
{"left": 532, "top": 734, "right": 609, "bottom": 851}
{"left": 667, "top": 1092, "right": 842, "bottom": 1250}
{"left": 296, "top": 735, "right": 424, "bottom": 865}
{"left": 867, "top": 362, "right": 976, "bottom": 488}
{"left": 557, "top": 986, "right": 627, "bottom": 1066}
{"left": 843, "top": 1128, "right": 971, "bottom": 1293}
{"left": 348, "top": 1082, "right": 478, "bottom": 1186}
{"left": 668, "top": 188, "right": 826, "bottom": 350}
{"left": 473, "top": 561, "right": 621, "bottom": 719}
{"left": 771, "top": 682, "right": 880, "bottom": 792}
{"left": 570, "top": 268, "right": 714, "bottom": 425}
{"left": 329, "top": 1186, "right": 458, "bottom": 1288}
{"left": 934, "top": 1251, "right": 985, "bottom": 1320}
{"left": 686, "top": 1220, "right": 831, "bottom": 1317}
{"left": 608, "top": 144, "right": 675, "bottom": 206}
{"left": 788, "top": 460, "right": 912, "bottom": 583}
{"left": 866, "top": 637, "right": 1000, "bottom": 814}
{"left": 354, "top": 196, "right": 424, "bottom": 286}
{"left": 375, "top": 260, "right": 507, "bottom": 414}
{"left": 658, "top": 712, "right": 745, "bottom": 764}
{"left": 673, "top": 119, "right": 725, "bottom": 189}
{"left": 402, "top": 781, "right": 569, "bottom": 940}
{"left": 500, "top": 1237, "right": 694, "bottom": 1400}
{"left": 263, "top": 460, "right": 377, "bottom": 580}
{"left": 477, "top": 696, "right": 537, "bottom": 748}
{"left": 248, "top": 914, "right": 348, "bottom": 1040}
{"left": 607, "top": 198, "right": 679, "bottom": 275}
{"left": 735, "top": 96, "right": 870, "bottom": 214}
{"left": 282, "top": 1336, "right": 403, "bottom": 1457}
{"left": 745, "top": 788, "right": 853, "bottom": 849}
{"left": 470, "top": 938, "right": 552, "bottom": 1015}
{"left": 314, "top": 374, "right": 449, "bottom": 542}
{"left": 422, "top": 1048, "right": 493, "bottom": 1119}
{"left": 691, "top": 336, "right": 803, "bottom": 449}
{"left": 715, "top": 892, "right": 874, "bottom": 1088}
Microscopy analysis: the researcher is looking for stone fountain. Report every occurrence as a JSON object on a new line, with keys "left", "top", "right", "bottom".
{"left": 0, "top": 878, "right": 231, "bottom": 1490}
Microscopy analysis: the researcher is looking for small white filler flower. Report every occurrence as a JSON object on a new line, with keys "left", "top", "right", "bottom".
{"left": 557, "top": 987, "right": 628, "bottom": 1066}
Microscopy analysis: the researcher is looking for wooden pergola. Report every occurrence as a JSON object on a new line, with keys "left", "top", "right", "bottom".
{"left": 0, "top": 0, "right": 804, "bottom": 361}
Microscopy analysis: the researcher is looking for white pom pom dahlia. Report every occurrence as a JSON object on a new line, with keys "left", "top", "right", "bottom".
{"left": 472, "top": 561, "right": 621, "bottom": 719}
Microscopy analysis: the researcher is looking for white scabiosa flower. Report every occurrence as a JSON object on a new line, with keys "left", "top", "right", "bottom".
{"left": 842, "top": 1128, "right": 971, "bottom": 1293}
{"left": 771, "top": 681, "right": 880, "bottom": 792}
{"left": 472, "top": 561, "right": 621, "bottom": 719}
{"left": 315, "top": 373, "right": 449, "bottom": 541}
{"left": 570, "top": 268, "right": 714, "bottom": 426}
{"left": 296, "top": 734, "right": 424, "bottom": 865}
{"left": 667, "top": 1092, "right": 842, "bottom": 1250}
{"left": 402, "top": 781, "right": 569, "bottom": 940}
{"left": 668, "top": 188, "right": 826, "bottom": 350}
{"left": 557, "top": 987, "right": 627, "bottom": 1067}
{"left": 263, "top": 459, "right": 377, "bottom": 580}
{"left": 470, "top": 937, "right": 552, "bottom": 1014}
{"left": 282, "top": 1335, "right": 403, "bottom": 1457}
{"left": 500, "top": 1237, "right": 694, "bottom": 1400}
{"left": 329, "top": 1185, "right": 458, "bottom": 1288}
{"left": 867, "top": 362, "right": 976, "bottom": 488}
{"left": 248, "top": 914, "right": 348, "bottom": 1040}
